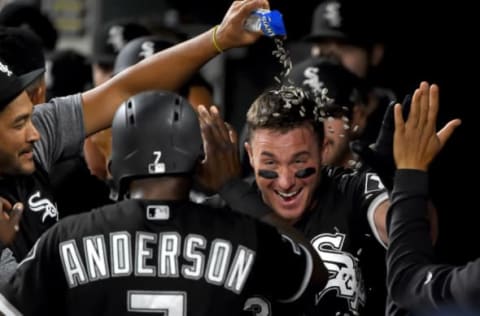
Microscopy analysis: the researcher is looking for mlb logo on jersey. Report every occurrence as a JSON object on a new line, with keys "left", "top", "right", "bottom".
{"left": 147, "top": 205, "right": 170, "bottom": 220}
{"left": 364, "top": 173, "right": 385, "bottom": 194}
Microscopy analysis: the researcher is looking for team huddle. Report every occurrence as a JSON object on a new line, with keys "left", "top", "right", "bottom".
{"left": 0, "top": 0, "right": 469, "bottom": 315}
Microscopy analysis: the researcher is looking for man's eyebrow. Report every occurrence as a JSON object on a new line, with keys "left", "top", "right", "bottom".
{"left": 260, "top": 151, "right": 275, "bottom": 158}
{"left": 12, "top": 113, "right": 30, "bottom": 124}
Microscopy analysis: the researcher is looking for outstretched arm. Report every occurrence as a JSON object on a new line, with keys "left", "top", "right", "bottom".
{"left": 387, "top": 82, "right": 468, "bottom": 311}
{"left": 81, "top": 0, "right": 269, "bottom": 136}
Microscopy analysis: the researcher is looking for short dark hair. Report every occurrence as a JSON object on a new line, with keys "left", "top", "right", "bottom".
{"left": 246, "top": 85, "right": 325, "bottom": 145}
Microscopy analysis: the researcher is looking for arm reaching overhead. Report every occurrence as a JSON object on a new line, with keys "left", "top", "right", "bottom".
{"left": 387, "top": 82, "right": 467, "bottom": 312}
{"left": 81, "top": 0, "right": 269, "bottom": 136}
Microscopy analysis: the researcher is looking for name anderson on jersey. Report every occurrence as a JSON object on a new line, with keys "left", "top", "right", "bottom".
{"left": 59, "top": 231, "right": 255, "bottom": 294}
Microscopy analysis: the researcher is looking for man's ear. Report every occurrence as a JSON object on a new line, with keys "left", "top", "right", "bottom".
{"left": 245, "top": 142, "right": 254, "bottom": 167}
{"left": 28, "top": 82, "right": 46, "bottom": 105}
{"left": 107, "top": 158, "right": 113, "bottom": 178}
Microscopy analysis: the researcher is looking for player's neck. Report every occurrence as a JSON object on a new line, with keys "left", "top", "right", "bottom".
{"left": 129, "top": 176, "right": 191, "bottom": 200}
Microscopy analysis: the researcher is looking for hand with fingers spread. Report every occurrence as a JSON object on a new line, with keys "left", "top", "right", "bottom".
{"left": 196, "top": 105, "right": 242, "bottom": 192}
{"left": 0, "top": 197, "right": 23, "bottom": 247}
{"left": 384, "top": 84, "right": 477, "bottom": 312}
{"left": 393, "top": 82, "right": 461, "bottom": 171}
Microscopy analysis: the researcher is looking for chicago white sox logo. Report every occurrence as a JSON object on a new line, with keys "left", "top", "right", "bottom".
{"left": 28, "top": 191, "right": 59, "bottom": 222}
{"left": 311, "top": 233, "right": 365, "bottom": 313}
{"left": 139, "top": 41, "right": 155, "bottom": 59}
{"left": 0, "top": 62, "right": 13, "bottom": 76}
{"left": 107, "top": 25, "right": 126, "bottom": 53}
{"left": 324, "top": 2, "right": 342, "bottom": 28}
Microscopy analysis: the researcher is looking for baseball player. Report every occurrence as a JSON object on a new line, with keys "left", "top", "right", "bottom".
{"left": 0, "top": 0, "right": 269, "bottom": 262}
{"left": 387, "top": 82, "right": 464, "bottom": 314}
{"left": 0, "top": 91, "right": 327, "bottom": 315}
{"left": 197, "top": 85, "right": 390, "bottom": 316}
{"left": 287, "top": 57, "right": 369, "bottom": 169}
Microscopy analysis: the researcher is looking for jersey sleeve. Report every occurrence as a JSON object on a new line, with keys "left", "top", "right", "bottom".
{"left": 335, "top": 168, "right": 389, "bottom": 246}
{"left": 32, "top": 94, "right": 86, "bottom": 173}
{"left": 0, "top": 249, "right": 17, "bottom": 287}
{"left": 251, "top": 223, "right": 313, "bottom": 303}
{"left": 387, "top": 170, "right": 480, "bottom": 312}
{"left": 0, "top": 225, "right": 66, "bottom": 315}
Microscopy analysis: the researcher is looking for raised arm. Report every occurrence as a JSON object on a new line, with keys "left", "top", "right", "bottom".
{"left": 387, "top": 82, "right": 466, "bottom": 311}
{"left": 81, "top": 0, "right": 269, "bottom": 136}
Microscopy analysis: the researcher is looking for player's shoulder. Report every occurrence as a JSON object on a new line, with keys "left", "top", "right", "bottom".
{"left": 322, "top": 166, "right": 385, "bottom": 195}
{"left": 192, "top": 201, "right": 261, "bottom": 225}
{"left": 184, "top": 201, "right": 274, "bottom": 240}
{"left": 322, "top": 165, "right": 357, "bottom": 188}
{"left": 52, "top": 201, "right": 124, "bottom": 235}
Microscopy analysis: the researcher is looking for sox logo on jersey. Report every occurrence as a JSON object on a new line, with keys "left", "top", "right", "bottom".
{"left": 28, "top": 191, "right": 59, "bottom": 222}
{"left": 311, "top": 232, "right": 365, "bottom": 313}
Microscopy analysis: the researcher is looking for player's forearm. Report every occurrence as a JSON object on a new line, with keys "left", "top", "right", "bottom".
{"left": 82, "top": 30, "right": 218, "bottom": 136}
{"left": 387, "top": 170, "right": 436, "bottom": 308}
{"left": 387, "top": 170, "right": 480, "bottom": 311}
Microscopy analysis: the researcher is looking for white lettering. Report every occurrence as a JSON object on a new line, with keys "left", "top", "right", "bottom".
{"left": 225, "top": 246, "right": 255, "bottom": 293}
{"left": 135, "top": 232, "right": 156, "bottom": 276}
{"left": 111, "top": 232, "right": 132, "bottom": 276}
{"left": 60, "top": 240, "right": 87, "bottom": 288}
{"left": 58, "top": 231, "right": 255, "bottom": 294}
{"left": 84, "top": 235, "right": 109, "bottom": 281}
{"left": 182, "top": 234, "right": 206, "bottom": 280}
{"left": 205, "top": 239, "right": 231, "bottom": 285}
{"left": 158, "top": 232, "right": 180, "bottom": 277}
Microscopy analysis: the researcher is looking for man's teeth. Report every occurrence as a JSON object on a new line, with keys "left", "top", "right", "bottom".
{"left": 277, "top": 190, "right": 298, "bottom": 198}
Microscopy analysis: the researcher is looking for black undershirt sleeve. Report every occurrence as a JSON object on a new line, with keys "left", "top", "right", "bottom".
{"left": 387, "top": 169, "right": 480, "bottom": 312}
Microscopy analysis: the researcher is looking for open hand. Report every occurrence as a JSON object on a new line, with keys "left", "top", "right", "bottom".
{"left": 196, "top": 105, "right": 241, "bottom": 192}
{"left": 393, "top": 82, "right": 461, "bottom": 171}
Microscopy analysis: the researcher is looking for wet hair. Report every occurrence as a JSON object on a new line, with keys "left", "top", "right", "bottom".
{"left": 246, "top": 85, "right": 325, "bottom": 145}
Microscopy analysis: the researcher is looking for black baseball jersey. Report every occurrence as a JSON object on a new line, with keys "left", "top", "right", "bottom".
{"left": 0, "top": 161, "right": 58, "bottom": 261}
{"left": 0, "top": 199, "right": 312, "bottom": 316}
{"left": 50, "top": 156, "right": 115, "bottom": 217}
{"left": 226, "top": 167, "right": 389, "bottom": 316}
{"left": 0, "top": 94, "right": 85, "bottom": 261}
{"left": 387, "top": 170, "right": 480, "bottom": 315}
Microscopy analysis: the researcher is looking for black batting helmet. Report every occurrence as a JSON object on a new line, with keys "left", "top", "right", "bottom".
{"left": 110, "top": 90, "right": 203, "bottom": 198}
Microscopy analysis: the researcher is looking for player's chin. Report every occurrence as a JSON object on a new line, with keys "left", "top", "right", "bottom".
{"left": 19, "top": 160, "right": 36, "bottom": 175}
{"left": 274, "top": 206, "right": 305, "bottom": 224}
{"left": 272, "top": 196, "right": 307, "bottom": 222}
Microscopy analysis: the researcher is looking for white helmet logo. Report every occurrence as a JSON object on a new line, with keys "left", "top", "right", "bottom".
{"left": 324, "top": 2, "right": 342, "bottom": 28}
